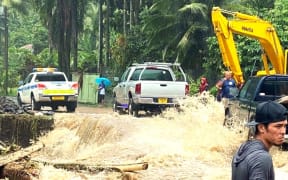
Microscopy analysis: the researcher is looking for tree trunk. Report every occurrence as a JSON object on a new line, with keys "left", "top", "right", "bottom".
{"left": 134, "top": 0, "right": 140, "bottom": 25}
{"left": 98, "top": 0, "right": 104, "bottom": 75}
{"left": 57, "top": 0, "right": 65, "bottom": 73}
{"left": 3, "top": 6, "right": 8, "bottom": 95}
{"left": 123, "top": 0, "right": 127, "bottom": 35}
{"left": 63, "top": 0, "right": 72, "bottom": 79}
{"left": 105, "top": 0, "right": 111, "bottom": 67}
{"left": 57, "top": 0, "right": 72, "bottom": 79}
{"left": 129, "top": 0, "right": 133, "bottom": 29}
{"left": 71, "top": 0, "right": 78, "bottom": 72}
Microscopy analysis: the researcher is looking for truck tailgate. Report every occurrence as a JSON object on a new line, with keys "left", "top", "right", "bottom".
{"left": 41, "top": 82, "right": 76, "bottom": 95}
{"left": 139, "top": 81, "right": 186, "bottom": 97}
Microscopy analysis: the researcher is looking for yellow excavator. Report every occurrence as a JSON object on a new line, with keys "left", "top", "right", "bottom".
{"left": 211, "top": 7, "right": 288, "bottom": 86}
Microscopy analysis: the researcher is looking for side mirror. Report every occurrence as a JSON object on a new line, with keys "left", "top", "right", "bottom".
{"left": 114, "top": 77, "right": 119, "bottom": 82}
{"left": 18, "top": 80, "right": 24, "bottom": 86}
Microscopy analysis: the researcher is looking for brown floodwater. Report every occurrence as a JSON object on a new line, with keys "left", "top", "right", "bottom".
{"left": 32, "top": 94, "right": 288, "bottom": 179}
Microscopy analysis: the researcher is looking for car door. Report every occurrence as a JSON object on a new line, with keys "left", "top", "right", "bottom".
{"left": 237, "top": 77, "right": 260, "bottom": 122}
{"left": 21, "top": 74, "right": 34, "bottom": 103}
{"left": 115, "top": 68, "right": 132, "bottom": 104}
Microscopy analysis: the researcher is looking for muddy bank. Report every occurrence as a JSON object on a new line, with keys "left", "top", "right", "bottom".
{"left": 0, "top": 114, "right": 54, "bottom": 147}
{"left": 0, "top": 96, "right": 54, "bottom": 147}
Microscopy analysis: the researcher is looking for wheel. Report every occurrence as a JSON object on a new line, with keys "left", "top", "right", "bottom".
{"left": 31, "top": 96, "right": 41, "bottom": 111}
{"left": 224, "top": 115, "right": 234, "bottom": 128}
{"left": 128, "top": 98, "right": 139, "bottom": 117}
{"left": 113, "top": 97, "right": 125, "bottom": 114}
{"left": 112, "top": 96, "right": 119, "bottom": 113}
{"left": 51, "top": 105, "right": 58, "bottom": 111}
{"left": 17, "top": 95, "right": 22, "bottom": 107}
{"left": 128, "top": 98, "right": 133, "bottom": 115}
{"left": 247, "top": 115, "right": 256, "bottom": 140}
{"left": 67, "top": 102, "right": 77, "bottom": 112}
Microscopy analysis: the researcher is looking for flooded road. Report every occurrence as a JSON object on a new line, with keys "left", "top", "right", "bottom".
{"left": 31, "top": 95, "right": 288, "bottom": 179}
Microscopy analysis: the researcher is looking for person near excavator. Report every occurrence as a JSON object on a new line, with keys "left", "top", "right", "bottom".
{"left": 216, "top": 71, "right": 237, "bottom": 109}
{"left": 216, "top": 71, "right": 236, "bottom": 101}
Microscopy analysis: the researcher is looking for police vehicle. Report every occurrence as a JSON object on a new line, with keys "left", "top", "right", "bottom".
{"left": 17, "top": 68, "right": 78, "bottom": 112}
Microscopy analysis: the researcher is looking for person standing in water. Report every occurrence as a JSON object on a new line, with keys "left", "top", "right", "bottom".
{"left": 199, "top": 77, "right": 208, "bottom": 94}
{"left": 98, "top": 80, "right": 105, "bottom": 104}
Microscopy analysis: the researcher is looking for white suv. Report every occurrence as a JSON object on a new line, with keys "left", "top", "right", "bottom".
{"left": 17, "top": 68, "right": 79, "bottom": 112}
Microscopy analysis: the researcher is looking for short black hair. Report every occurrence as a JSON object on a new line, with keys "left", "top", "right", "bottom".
{"left": 254, "top": 123, "right": 269, "bottom": 135}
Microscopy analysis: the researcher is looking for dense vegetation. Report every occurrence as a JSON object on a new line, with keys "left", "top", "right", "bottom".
{"left": 0, "top": 0, "right": 287, "bottom": 95}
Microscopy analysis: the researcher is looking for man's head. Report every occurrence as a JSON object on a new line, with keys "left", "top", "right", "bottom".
{"left": 247, "top": 101, "right": 288, "bottom": 148}
{"left": 224, "top": 71, "right": 232, "bottom": 79}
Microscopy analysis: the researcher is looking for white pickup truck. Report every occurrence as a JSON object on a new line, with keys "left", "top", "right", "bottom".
{"left": 17, "top": 68, "right": 79, "bottom": 112}
{"left": 113, "top": 62, "right": 189, "bottom": 117}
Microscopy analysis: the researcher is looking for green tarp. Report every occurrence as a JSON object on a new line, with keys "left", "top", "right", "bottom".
{"left": 72, "top": 73, "right": 99, "bottom": 104}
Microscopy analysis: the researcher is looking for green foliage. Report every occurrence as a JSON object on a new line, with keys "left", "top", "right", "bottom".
{"left": 2, "top": 0, "right": 288, "bottom": 96}
{"left": 202, "top": 36, "right": 224, "bottom": 83}
{"left": 37, "top": 48, "right": 58, "bottom": 67}
{"left": 77, "top": 50, "right": 98, "bottom": 72}
{"left": 267, "top": 0, "right": 288, "bottom": 48}
{"left": 110, "top": 26, "right": 150, "bottom": 77}
{"left": 187, "top": 76, "right": 199, "bottom": 95}
{"left": 141, "top": 0, "right": 209, "bottom": 70}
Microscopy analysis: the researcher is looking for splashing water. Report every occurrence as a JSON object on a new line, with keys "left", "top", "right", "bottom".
{"left": 32, "top": 94, "right": 288, "bottom": 179}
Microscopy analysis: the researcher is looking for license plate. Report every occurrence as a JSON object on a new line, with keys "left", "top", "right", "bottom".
{"left": 52, "top": 96, "right": 65, "bottom": 101}
{"left": 158, "top": 98, "right": 167, "bottom": 104}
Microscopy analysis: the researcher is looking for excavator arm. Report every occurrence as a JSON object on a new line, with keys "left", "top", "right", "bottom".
{"left": 211, "top": 7, "right": 287, "bottom": 85}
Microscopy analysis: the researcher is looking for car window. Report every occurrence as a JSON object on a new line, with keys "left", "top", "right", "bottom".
{"left": 239, "top": 78, "right": 259, "bottom": 100}
{"left": 274, "top": 78, "right": 288, "bottom": 96}
{"left": 120, "top": 68, "right": 131, "bottom": 82}
{"left": 130, "top": 68, "right": 143, "bottom": 81}
{"left": 24, "top": 74, "right": 33, "bottom": 84}
{"left": 260, "top": 79, "right": 288, "bottom": 96}
{"left": 171, "top": 65, "right": 185, "bottom": 81}
{"left": 140, "top": 68, "right": 173, "bottom": 81}
{"left": 36, "top": 74, "right": 66, "bottom": 81}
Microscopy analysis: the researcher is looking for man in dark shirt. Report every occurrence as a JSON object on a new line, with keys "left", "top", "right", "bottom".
{"left": 232, "top": 101, "right": 287, "bottom": 180}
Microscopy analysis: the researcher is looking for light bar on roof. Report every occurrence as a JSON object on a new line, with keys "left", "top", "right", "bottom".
{"left": 32, "top": 68, "right": 58, "bottom": 72}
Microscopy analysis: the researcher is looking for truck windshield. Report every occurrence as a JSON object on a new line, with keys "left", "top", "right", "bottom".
{"left": 140, "top": 68, "right": 173, "bottom": 81}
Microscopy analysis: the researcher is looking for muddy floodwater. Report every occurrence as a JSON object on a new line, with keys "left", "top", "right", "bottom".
{"left": 31, "top": 95, "right": 288, "bottom": 179}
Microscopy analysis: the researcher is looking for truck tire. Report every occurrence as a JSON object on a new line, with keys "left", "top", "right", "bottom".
{"left": 67, "top": 102, "right": 77, "bottom": 112}
{"left": 113, "top": 96, "right": 126, "bottom": 115}
{"left": 128, "top": 98, "right": 139, "bottom": 117}
{"left": 51, "top": 105, "right": 58, "bottom": 111}
{"left": 31, "top": 96, "right": 41, "bottom": 111}
{"left": 223, "top": 107, "right": 233, "bottom": 127}
{"left": 112, "top": 96, "right": 119, "bottom": 113}
{"left": 17, "top": 95, "right": 22, "bottom": 107}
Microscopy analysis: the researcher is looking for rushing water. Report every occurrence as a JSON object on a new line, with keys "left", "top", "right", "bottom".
{"left": 31, "top": 94, "right": 288, "bottom": 180}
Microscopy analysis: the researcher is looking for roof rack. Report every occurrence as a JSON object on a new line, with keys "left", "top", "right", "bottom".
{"left": 131, "top": 62, "right": 181, "bottom": 67}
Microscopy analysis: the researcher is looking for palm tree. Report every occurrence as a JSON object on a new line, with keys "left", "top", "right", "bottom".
{"left": 32, "top": 0, "right": 87, "bottom": 79}
{"left": 2, "top": 5, "right": 8, "bottom": 95}
{"left": 142, "top": 0, "right": 208, "bottom": 71}
{"left": 0, "top": 0, "right": 29, "bottom": 95}
{"left": 105, "top": 0, "right": 111, "bottom": 66}
{"left": 98, "top": 0, "right": 104, "bottom": 75}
